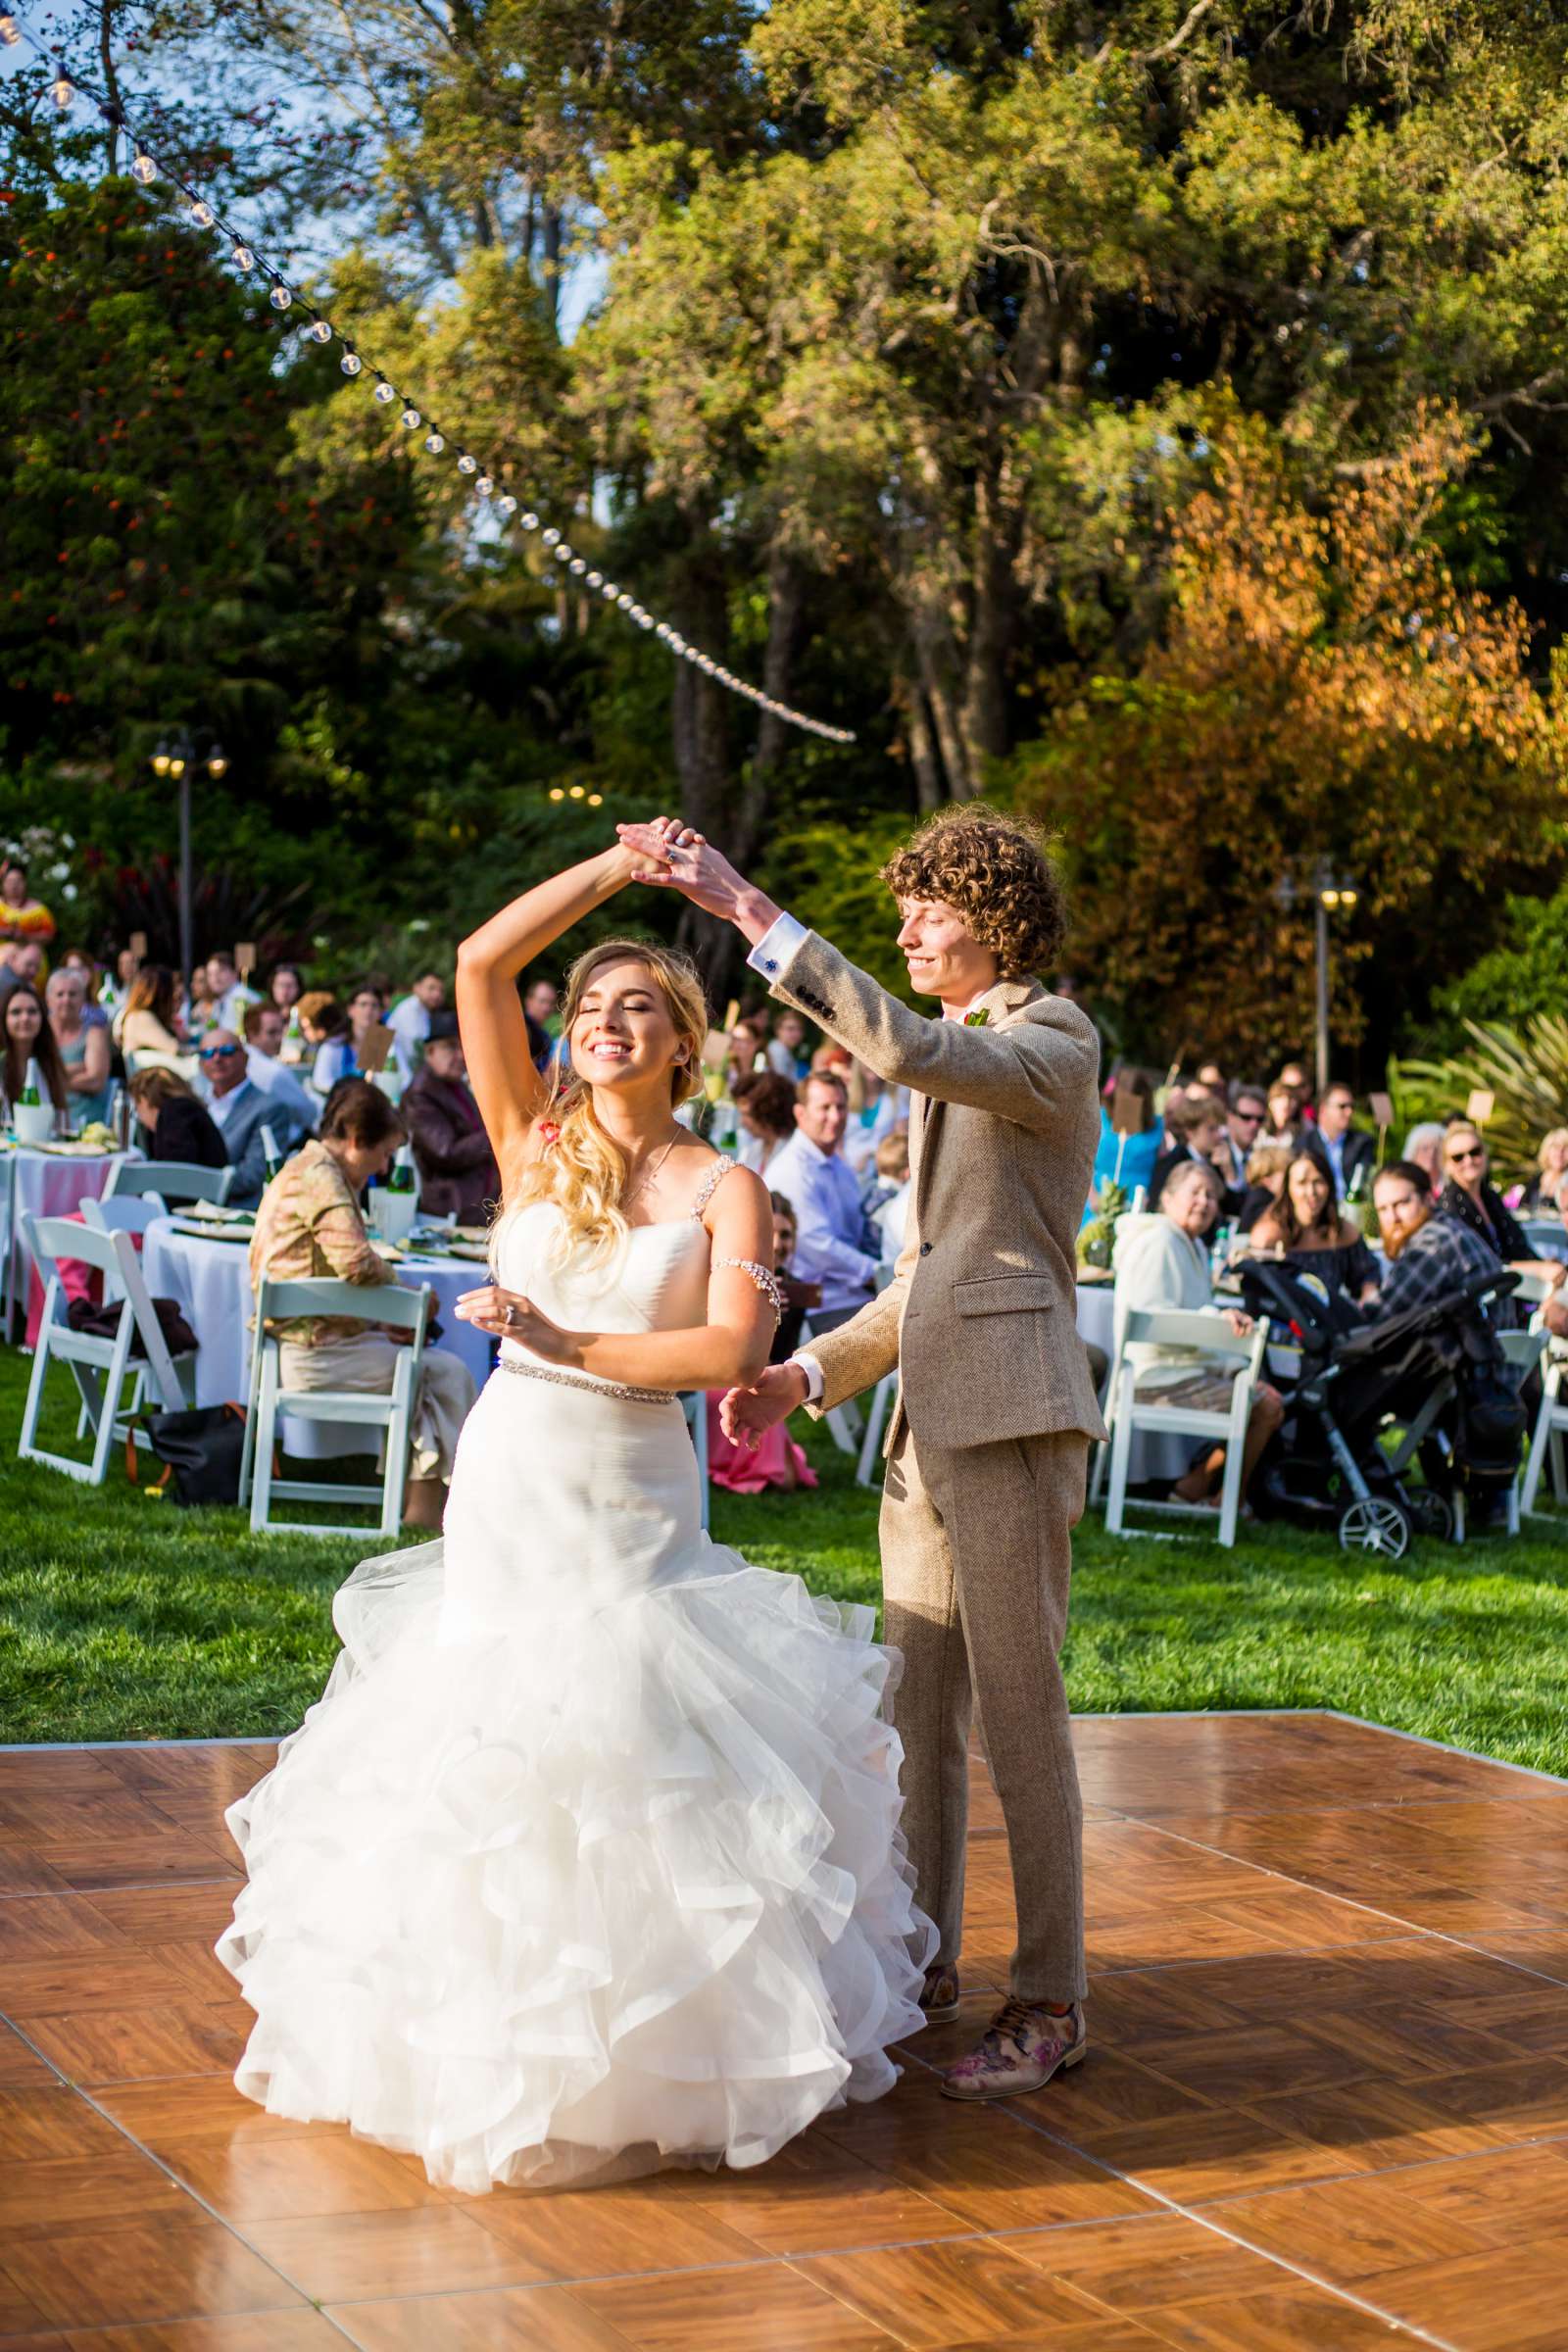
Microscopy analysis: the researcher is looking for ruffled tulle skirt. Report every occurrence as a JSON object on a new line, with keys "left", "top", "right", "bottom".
{"left": 217, "top": 1374, "right": 933, "bottom": 2194}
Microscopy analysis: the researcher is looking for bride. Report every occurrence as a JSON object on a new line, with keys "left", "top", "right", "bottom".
{"left": 217, "top": 828, "right": 934, "bottom": 2194}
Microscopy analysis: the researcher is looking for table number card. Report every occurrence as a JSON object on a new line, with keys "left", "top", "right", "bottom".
{"left": 1466, "top": 1088, "right": 1495, "bottom": 1127}
{"left": 235, "top": 942, "right": 258, "bottom": 980}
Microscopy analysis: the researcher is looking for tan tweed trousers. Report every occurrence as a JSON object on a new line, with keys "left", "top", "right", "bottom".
{"left": 882, "top": 1423, "right": 1088, "bottom": 2005}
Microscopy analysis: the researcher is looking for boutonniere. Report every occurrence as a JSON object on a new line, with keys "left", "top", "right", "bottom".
{"left": 964, "top": 1006, "right": 990, "bottom": 1028}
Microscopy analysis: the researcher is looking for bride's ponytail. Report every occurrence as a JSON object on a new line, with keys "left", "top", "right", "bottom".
{"left": 502, "top": 938, "right": 710, "bottom": 1268}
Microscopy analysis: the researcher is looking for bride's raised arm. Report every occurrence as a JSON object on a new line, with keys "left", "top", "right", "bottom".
{"left": 456, "top": 839, "right": 655, "bottom": 1181}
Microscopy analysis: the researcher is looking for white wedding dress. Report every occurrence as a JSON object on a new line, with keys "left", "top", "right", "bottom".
{"left": 218, "top": 1163, "right": 934, "bottom": 2193}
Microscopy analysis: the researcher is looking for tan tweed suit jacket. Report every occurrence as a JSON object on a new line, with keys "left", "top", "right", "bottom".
{"left": 764, "top": 932, "right": 1107, "bottom": 1453}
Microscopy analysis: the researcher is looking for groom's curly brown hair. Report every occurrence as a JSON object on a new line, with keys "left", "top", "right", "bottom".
{"left": 880, "top": 805, "right": 1069, "bottom": 980}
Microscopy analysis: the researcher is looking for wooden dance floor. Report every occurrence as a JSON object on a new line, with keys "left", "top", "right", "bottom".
{"left": 3, "top": 1713, "right": 1568, "bottom": 2349}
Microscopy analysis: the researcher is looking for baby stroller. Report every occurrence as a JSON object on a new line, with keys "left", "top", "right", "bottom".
{"left": 1235, "top": 1256, "right": 1524, "bottom": 1559}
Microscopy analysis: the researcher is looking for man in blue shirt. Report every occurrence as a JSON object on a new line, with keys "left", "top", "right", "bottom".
{"left": 766, "top": 1071, "right": 880, "bottom": 1333}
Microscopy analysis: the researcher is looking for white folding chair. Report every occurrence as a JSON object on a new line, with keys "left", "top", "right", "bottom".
{"left": 18, "top": 1214, "right": 193, "bottom": 1484}
{"left": 1103, "top": 1310, "right": 1268, "bottom": 1549}
{"left": 1520, "top": 1321, "right": 1568, "bottom": 1516}
{"left": 681, "top": 1392, "right": 711, "bottom": 1531}
{"left": 1495, "top": 1325, "right": 1552, "bottom": 1536}
{"left": 106, "top": 1160, "right": 233, "bottom": 1208}
{"left": 81, "top": 1194, "right": 167, "bottom": 1259}
{"left": 239, "top": 1276, "right": 433, "bottom": 1537}
{"left": 1089, "top": 1320, "right": 1130, "bottom": 1508}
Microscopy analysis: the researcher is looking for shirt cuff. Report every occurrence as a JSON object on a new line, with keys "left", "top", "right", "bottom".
{"left": 748, "top": 910, "right": 809, "bottom": 986}
{"left": 791, "top": 1350, "right": 825, "bottom": 1404}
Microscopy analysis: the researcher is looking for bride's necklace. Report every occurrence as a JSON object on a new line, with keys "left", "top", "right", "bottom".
{"left": 622, "top": 1131, "right": 680, "bottom": 1217}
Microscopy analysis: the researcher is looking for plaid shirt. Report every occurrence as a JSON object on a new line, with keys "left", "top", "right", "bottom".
{"left": 249, "top": 1137, "right": 396, "bottom": 1346}
{"left": 1370, "top": 1209, "right": 1504, "bottom": 1324}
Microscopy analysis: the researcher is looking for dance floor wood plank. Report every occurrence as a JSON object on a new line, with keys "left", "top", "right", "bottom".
{"left": 4, "top": 1709, "right": 1567, "bottom": 2349}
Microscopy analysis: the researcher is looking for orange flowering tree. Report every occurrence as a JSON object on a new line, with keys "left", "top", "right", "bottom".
{"left": 1011, "top": 408, "right": 1568, "bottom": 1066}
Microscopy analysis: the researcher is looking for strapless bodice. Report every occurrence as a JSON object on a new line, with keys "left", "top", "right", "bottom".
{"left": 493, "top": 1200, "right": 713, "bottom": 1375}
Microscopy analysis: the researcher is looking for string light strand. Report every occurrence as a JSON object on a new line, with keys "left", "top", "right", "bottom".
{"left": 6, "top": 10, "right": 856, "bottom": 745}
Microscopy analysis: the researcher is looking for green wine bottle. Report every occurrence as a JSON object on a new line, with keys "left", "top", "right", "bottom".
{"left": 19, "top": 1058, "right": 41, "bottom": 1108}
{"left": 388, "top": 1143, "right": 416, "bottom": 1195}
{"left": 261, "top": 1123, "right": 282, "bottom": 1186}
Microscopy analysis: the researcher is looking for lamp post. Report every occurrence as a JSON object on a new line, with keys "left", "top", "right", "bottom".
{"left": 1274, "top": 860, "right": 1359, "bottom": 1099}
{"left": 148, "top": 730, "right": 228, "bottom": 985}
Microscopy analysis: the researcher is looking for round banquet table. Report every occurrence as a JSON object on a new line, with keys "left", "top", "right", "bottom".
{"left": 1, "top": 1146, "right": 133, "bottom": 1337}
{"left": 140, "top": 1222, "right": 496, "bottom": 1440}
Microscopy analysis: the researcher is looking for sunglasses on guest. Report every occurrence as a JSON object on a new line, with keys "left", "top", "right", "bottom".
{"left": 199, "top": 1043, "right": 243, "bottom": 1060}
{"left": 1446, "top": 1144, "right": 1485, "bottom": 1163}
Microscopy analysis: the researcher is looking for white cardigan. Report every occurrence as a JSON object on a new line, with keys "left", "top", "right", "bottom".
{"left": 1111, "top": 1213, "right": 1231, "bottom": 1389}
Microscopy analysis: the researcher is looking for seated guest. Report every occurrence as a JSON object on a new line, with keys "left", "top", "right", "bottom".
{"left": 1246, "top": 1149, "right": 1380, "bottom": 1305}
{"left": 400, "top": 1011, "right": 499, "bottom": 1221}
{"left": 767, "top": 1070, "right": 880, "bottom": 1334}
{"left": 1370, "top": 1160, "right": 1513, "bottom": 1326}
{"left": 522, "top": 975, "right": 564, "bottom": 1073}
{"left": 0, "top": 858, "right": 56, "bottom": 952}
{"left": 1263, "top": 1078, "right": 1303, "bottom": 1147}
{"left": 118, "top": 965, "right": 187, "bottom": 1061}
{"left": 1524, "top": 1128, "right": 1568, "bottom": 1216}
{"left": 204, "top": 949, "right": 261, "bottom": 1034}
{"left": 386, "top": 969, "right": 447, "bottom": 1082}
{"left": 249, "top": 1079, "right": 477, "bottom": 1529}
{"left": 1089, "top": 1066, "right": 1159, "bottom": 1206}
{"left": 199, "top": 1028, "right": 309, "bottom": 1206}
{"left": 1401, "top": 1122, "right": 1446, "bottom": 1196}
{"left": 768, "top": 1192, "right": 819, "bottom": 1363}
{"left": 706, "top": 1192, "right": 821, "bottom": 1494}
{"left": 731, "top": 1068, "right": 797, "bottom": 1175}
{"left": 299, "top": 992, "right": 355, "bottom": 1099}
{"left": 269, "top": 963, "right": 307, "bottom": 1061}
{"left": 724, "top": 1014, "right": 768, "bottom": 1094}
{"left": 843, "top": 1057, "right": 904, "bottom": 1178}
{"left": 0, "top": 939, "right": 46, "bottom": 1010}
{"left": 1217, "top": 1081, "right": 1268, "bottom": 1192}
{"left": 866, "top": 1128, "right": 911, "bottom": 1260}
{"left": 1307, "top": 1081, "right": 1374, "bottom": 1201}
{"left": 242, "top": 1003, "right": 318, "bottom": 1134}
{"left": 46, "top": 965, "right": 113, "bottom": 1126}
{"left": 127, "top": 1065, "right": 227, "bottom": 1170}
{"left": 345, "top": 981, "right": 392, "bottom": 1086}
{"left": 1439, "top": 1120, "right": 1566, "bottom": 1289}
{"left": 2, "top": 983, "right": 70, "bottom": 1122}
{"left": 765, "top": 1007, "right": 811, "bottom": 1083}
{"left": 1237, "top": 1140, "right": 1294, "bottom": 1234}
{"left": 1148, "top": 1091, "right": 1236, "bottom": 1235}
{"left": 1112, "top": 1159, "right": 1284, "bottom": 1504}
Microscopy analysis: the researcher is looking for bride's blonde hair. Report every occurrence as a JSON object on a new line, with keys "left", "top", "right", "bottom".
{"left": 507, "top": 937, "right": 710, "bottom": 1266}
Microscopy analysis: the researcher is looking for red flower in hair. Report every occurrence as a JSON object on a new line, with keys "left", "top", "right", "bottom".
{"left": 538, "top": 1120, "right": 562, "bottom": 1145}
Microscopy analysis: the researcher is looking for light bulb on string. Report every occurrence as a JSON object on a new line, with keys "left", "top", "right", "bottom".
{"left": 308, "top": 318, "right": 332, "bottom": 344}
{"left": 548, "top": 787, "right": 565, "bottom": 803}
{"left": 587, "top": 792, "right": 603, "bottom": 807}
{"left": 269, "top": 283, "right": 292, "bottom": 311}
{"left": 541, "top": 527, "right": 560, "bottom": 547}
{"left": 601, "top": 582, "right": 617, "bottom": 600}
{"left": 340, "top": 351, "right": 362, "bottom": 376}
{"left": 0, "top": 16, "right": 21, "bottom": 46}
{"left": 189, "top": 199, "right": 214, "bottom": 227}
{"left": 496, "top": 494, "right": 516, "bottom": 515}
{"left": 51, "top": 74, "right": 73, "bottom": 107}
{"left": 568, "top": 557, "right": 586, "bottom": 574}
{"left": 130, "top": 148, "right": 157, "bottom": 183}
{"left": 519, "top": 512, "right": 538, "bottom": 530}
{"left": 424, "top": 431, "right": 445, "bottom": 454}
{"left": 232, "top": 242, "right": 255, "bottom": 270}
{"left": 586, "top": 569, "right": 603, "bottom": 588}
{"left": 373, "top": 378, "right": 396, "bottom": 404}
{"left": 400, "top": 407, "right": 420, "bottom": 430}
{"left": 456, "top": 453, "right": 477, "bottom": 475}
{"left": 474, "top": 474, "right": 493, "bottom": 496}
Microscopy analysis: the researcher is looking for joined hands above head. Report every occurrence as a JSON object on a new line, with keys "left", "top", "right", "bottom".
{"left": 616, "top": 821, "right": 782, "bottom": 949}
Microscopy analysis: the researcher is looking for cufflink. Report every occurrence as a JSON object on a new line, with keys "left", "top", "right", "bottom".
{"left": 764, "top": 959, "right": 777, "bottom": 973}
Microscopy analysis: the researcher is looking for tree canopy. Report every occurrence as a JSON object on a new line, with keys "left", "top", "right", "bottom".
{"left": 5, "top": 0, "right": 1568, "bottom": 1048}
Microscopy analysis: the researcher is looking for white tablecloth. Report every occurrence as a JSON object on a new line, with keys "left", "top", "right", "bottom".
{"left": 1, "top": 1148, "right": 132, "bottom": 1330}
{"left": 141, "top": 1222, "right": 495, "bottom": 1410}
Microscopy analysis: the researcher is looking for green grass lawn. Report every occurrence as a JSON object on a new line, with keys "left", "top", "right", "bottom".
{"left": 3, "top": 1345, "right": 1566, "bottom": 1771}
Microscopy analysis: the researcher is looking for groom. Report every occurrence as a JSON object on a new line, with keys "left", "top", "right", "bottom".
{"left": 619, "top": 806, "right": 1105, "bottom": 2101}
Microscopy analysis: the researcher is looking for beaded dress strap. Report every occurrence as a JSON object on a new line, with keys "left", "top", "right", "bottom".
{"left": 689, "top": 1154, "right": 739, "bottom": 1222}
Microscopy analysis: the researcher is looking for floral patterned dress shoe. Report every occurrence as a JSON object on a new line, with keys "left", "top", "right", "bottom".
{"left": 919, "top": 1963, "right": 961, "bottom": 2023}
{"left": 940, "top": 1996, "right": 1087, "bottom": 2101}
